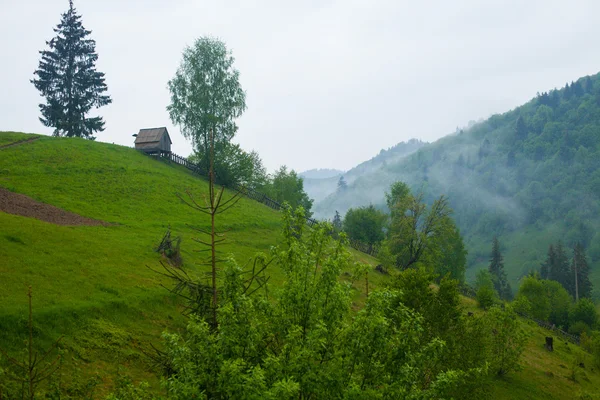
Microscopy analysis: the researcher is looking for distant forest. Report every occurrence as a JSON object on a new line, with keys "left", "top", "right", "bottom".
{"left": 314, "top": 73, "right": 600, "bottom": 291}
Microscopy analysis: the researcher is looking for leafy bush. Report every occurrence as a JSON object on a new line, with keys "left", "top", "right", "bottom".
{"left": 483, "top": 306, "right": 527, "bottom": 376}
{"left": 156, "top": 208, "right": 489, "bottom": 399}
{"left": 475, "top": 270, "right": 498, "bottom": 310}
{"left": 569, "top": 298, "right": 598, "bottom": 329}
{"left": 477, "top": 286, "right": 497, "bottom": 310}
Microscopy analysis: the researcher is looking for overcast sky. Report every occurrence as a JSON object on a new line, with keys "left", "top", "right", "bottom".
{"left": 1, "top": 0, "right": 600, "bottom": 172}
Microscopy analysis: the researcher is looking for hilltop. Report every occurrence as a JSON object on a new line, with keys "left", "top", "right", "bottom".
{"left": 313, "top": 72, "right": 600, "bottom": 292}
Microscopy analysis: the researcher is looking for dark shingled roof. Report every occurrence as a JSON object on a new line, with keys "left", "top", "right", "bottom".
{"left": 135, "top": 127, "right": 172, "bottom": 144}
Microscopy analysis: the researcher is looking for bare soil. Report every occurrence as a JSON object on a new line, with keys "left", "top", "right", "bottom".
{"left": 0, "top": 137, "right": 39, "bottom": 149}
{"left": 0, "top": 187, "right": 112, "bottom": 226}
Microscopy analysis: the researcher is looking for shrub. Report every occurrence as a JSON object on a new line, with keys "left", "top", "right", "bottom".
{"left": 483, "top": 306, "right": 527, "bottom": 376}
{"left": 569, "top": 299, "right": 598, "bottom": 329}
{"left": 477, "top": 286, "right": 497, "bottom": 310}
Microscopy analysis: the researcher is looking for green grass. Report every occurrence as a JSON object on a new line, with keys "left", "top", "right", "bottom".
{"left": 0, "top": 131, "right": 41, "bottom": 146}
{"left": 459, "top": 296, "right": 600, "bottom": 399}
{"left": 1, "top": 132, "right": 598, "bottom": 398}
{"left": 490, "top": 319, "right": 600, "bottom": 399}
{"left": 0, "top": 132, "right": 294, "bottom": 394}
{"left": 467, "top": 223, "right": 571, "bottom": 287}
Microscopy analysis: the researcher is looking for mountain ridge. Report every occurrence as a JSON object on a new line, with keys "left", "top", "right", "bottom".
{"left": 313, "top": 72, "right": 600, "bottom": 294}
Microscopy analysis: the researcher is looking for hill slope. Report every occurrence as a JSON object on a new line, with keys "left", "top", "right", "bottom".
{"left": 0, "top": 133, "right": 384, "bottom": 394}
{"left": 1, "top": 132, "right": 599, "bottom": 398}
{"left": 0, "top": 132, "right": 292, "bottom": 390}
{"left": 314, "top": 73, "right": 600, "bottom": 292}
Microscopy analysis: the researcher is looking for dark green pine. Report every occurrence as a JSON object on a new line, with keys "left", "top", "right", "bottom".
{"left": 31, "top": 0, "right": 111, "bottom": 139}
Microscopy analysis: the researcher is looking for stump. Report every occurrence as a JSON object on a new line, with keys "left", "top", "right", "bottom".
{"left": 545, "top": 336, "right": 554, "bottom": 352}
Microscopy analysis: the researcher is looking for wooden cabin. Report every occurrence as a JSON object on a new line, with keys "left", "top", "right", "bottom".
{"left": 134, "top": 127, "right": 172, "bottom": 154}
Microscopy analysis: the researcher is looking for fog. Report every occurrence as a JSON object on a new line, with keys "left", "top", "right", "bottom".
{"left": 2, "top": 0, "right": 600, "bottom": 172}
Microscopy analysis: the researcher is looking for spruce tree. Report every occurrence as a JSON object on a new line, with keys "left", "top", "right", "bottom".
{"left": 571, "top": 243, "right": 592, "bottom": 300}
{"left": 332, "top": 210, "right": 342, "bottom": 233}
{"left": 488, "top": 236, "right": 512, "bottom": 300}
{"left": 32, "top": 0, "right": 111, "bottom": 139}
{"left": 553, "top": 241, "right": 571, "bottom": 294}
{"left": 515, "top": 116, "right": 527, "bottom": 140}
{"left": 540, "top": 244, "right": 555, "bottom": 280}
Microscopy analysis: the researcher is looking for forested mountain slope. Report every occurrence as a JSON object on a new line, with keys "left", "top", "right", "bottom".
{"left": 304, "top": 138, "right": 426, "bottom": 203}
{"left": 315, "top": 73, "right": 600, "bottom": 292}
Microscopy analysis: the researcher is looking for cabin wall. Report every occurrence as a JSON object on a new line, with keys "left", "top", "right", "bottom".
{"left": 161, "top": 134, "right": 171, "bottom": 152}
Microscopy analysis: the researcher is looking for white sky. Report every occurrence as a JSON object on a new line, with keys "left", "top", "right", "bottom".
{"left": 1, "top": 0, "right": 600, "bottom": 172}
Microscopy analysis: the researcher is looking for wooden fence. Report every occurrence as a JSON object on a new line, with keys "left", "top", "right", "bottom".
{"left": 149, "top": 151, "right": 372, "bottom": 252}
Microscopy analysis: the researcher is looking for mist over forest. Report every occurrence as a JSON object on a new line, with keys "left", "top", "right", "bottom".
{"left": 306, "top": 73, "right": 600, "bottom": 292}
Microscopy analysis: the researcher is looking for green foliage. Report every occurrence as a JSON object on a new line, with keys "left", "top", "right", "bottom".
{"left": 475, "top": 270, "right": 498, "bottom": 310}
{"left": 105, "top": 375, "right": 152, "bottom": 400}
{"left": 545, "top": 280, "right": 572, "bottom": 328}
{"left": 386, "top": 182, "right": 454, "bottom": 269}
{"left": 342, "top": 205, "right": 386, "bottom": 247}
{"left": 424, "top": 220, "right": 468, "bottom": 283}
{"left": 569, "top": 298, "right": 598, "bottom": 329}
{"left": 0, "top": 133, "right": 286, "bottom": 391}
{"left": 314, "top": 73, "right": 600, "bottom": 291}
{"left": 515, "top": 276, "right": 550, "bottom": 320}
{"left": 167, "top": 36, "right": 246, "bottom": 173}
{"left": 483, "top": 306, "right": 527, "bottom": 376}
{"left": 488, "top": 237, "right": 512, "bottom": 300}
{"left": 264, "top": 166, "right": 313, "bottom": 216}
{"left": 159, "top": 208, "right": 487, "bottom": 399}
{"left": 31, "top": 0, "right": 111, "bottom": 138}
{"left": 331, "top": 210, "right": 342, "bottom": 234}
{"left": 515, "top": 276, "right": 576, "bottom": 328}
{"left": 188, "top": 142, "right": 268, "bottom": 190}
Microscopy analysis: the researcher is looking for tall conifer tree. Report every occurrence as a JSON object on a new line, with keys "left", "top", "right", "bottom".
{"left": 552, "top": 241, "right": 571, "bottom": 294}
{"left": 32, "top": 0, "right": 111, "bottom": 139}
{"left": 488, "top": 236, "right": 512, "bottom": 300}
{"left": 571, "top": 243, "right": 592, "bottom": 300}
{"left": 541, "top": 244, "right": 555, "bottom": 280}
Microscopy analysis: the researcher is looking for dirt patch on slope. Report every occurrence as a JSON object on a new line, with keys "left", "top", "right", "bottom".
{"left": 0, "top": 137, "right": 40, "bottom": 149}
{"left": 0, "top": 187, "right": 112, "bottom": 226}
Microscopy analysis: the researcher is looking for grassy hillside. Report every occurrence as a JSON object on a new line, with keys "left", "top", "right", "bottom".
{"left": 460, "top": 297, "right": 600, "bottom": 400}
{"left": 314, "top": 72, "right": 600, "bottom": 294}
{"left": 0, "top": 132, "right": 388, "bottom": 395}
{"left": 1, "top": 132, "right": 599, "bottom": 399}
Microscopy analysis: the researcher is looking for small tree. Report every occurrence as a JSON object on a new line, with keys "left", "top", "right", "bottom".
{"left": 0, "top": 287, "right": 62, "bottom": 399}
{"left": 386, "top": 182, "right": 453, "bottom": 269}
{"left": 569, "top": 298, "right": 598, "bottom": 329}
{"left": 343, "top": 205, "right": 386, "bottom": 249}
{"left": 515, "top": 276, "right": 550, "bottom": 320}
{"left": 332, "top": 210, "right": 342, "bottom": 234}
{"left": 32, "top": 0, "right": 111, "bottom": 139}
{"left": 484, "top": 306, "right": 527, "bottom": 376}
{"left": 265, "top": 166, "right": 313, "bottom": 216}
{"left": 475, "top": 270, "right": 498, "bottom": 310}
{"left": 168, "top": 36, "right": 246, "bottom": 174}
